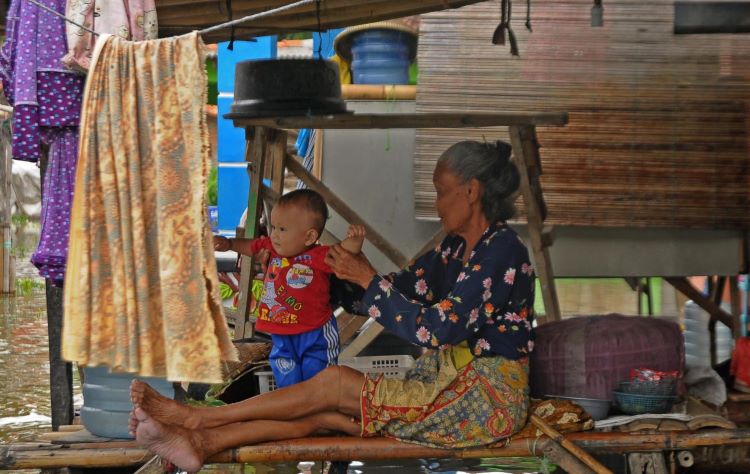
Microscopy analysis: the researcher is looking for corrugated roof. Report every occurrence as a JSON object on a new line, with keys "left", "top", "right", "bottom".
{"left": 155, "top": 0, "right": 484, "bottom": 43}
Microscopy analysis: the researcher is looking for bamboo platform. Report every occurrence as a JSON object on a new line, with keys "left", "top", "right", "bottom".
{"left": 2, "top": 427, "right": 750, "bottom": 470}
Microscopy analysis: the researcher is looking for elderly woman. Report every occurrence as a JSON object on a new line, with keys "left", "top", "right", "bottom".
{"left": 129, "top": 140, "right": 536, "bottom": 472}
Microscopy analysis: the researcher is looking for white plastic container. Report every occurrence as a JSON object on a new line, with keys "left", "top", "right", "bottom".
{"left": 81, "top": 367, "right": 174, "bottom": 439}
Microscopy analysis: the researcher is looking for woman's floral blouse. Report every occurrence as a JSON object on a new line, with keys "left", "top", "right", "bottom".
{"left": 338, "top": 222, "right": 535, "bottom": 360}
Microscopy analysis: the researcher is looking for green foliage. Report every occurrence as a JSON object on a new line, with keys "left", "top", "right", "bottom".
{"left": 15, "top": 277, "right": 45, "bottom": 296}
{"left": 207, "top": 166, "right": 218, "bottom": 206}
{"left": 11, "top": 213, "right": 28, "bottom": 227}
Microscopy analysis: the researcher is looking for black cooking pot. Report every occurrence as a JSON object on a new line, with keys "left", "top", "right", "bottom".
{"left": 224, "top": 59, "right": 349, "bottom": 119}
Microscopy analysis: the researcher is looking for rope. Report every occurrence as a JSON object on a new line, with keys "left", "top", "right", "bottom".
{"left": 24, "top": 0, "right": 317, "bottom": 39}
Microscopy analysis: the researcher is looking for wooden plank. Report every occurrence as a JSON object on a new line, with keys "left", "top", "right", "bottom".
{"left": 509, "top": 125, "right": 561, "bottom": 321}
{"left": 312, "top": 129, "right": 324, "bottom": 180}
{"left": 285, "top": 154, "right": 409, "bottom": 268}
{"left": 230, "top": 112, "right": 569, "bottom": 130}
{"left": 665, "top": 277, "right": 735, "bottom": 335}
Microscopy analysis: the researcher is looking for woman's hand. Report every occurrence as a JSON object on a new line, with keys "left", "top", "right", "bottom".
{"left": 214, "top": 236, "right": 231, "bottom": 252}
{"left": 325, "top": 244, "right": 377, "bottom": 289}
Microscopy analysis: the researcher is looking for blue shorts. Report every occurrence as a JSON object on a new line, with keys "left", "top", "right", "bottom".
{"left": 269, "top": 317, "right": 339, "bottom": 388}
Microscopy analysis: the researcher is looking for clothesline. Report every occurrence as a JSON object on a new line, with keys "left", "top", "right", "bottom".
{"left": 25, "top": 0, "right": 318, "bottom": 39}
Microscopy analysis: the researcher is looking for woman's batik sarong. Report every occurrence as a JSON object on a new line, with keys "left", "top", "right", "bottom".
{"left": 360, "top": 350, "right": 529, "bottom": 448}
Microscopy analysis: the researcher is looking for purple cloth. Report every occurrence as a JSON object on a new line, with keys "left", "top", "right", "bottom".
{"left": 32, "top": 128, "right": 78, "bottom": 285}
{"left": 1, "top": 0, "right": 84, "bottom": 284}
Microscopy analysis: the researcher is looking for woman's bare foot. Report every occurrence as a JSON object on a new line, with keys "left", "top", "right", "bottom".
{"left": 134, "top": 407, "right": 204, "bottom": 473}
{"left": 130, "top": 380, "right": 202, "bottom": 429}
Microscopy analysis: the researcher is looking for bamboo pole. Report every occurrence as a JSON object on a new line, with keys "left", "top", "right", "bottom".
{"left": 531, "top": 415, "right": 612, "bottom": 474}
{"left": 665, "top": 277, "right": 735, "bottom": 334}
{"left": 341, "top": 85, "right": 417, "bottom": 101}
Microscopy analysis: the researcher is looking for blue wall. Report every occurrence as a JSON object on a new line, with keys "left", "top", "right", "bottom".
{"left": 216, "top": 37, "right": 277, "bottom": 234}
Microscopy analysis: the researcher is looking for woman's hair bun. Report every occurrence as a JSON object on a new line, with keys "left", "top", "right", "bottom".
{"left": 488, "top": 140, "right": 513, "bottom": 164}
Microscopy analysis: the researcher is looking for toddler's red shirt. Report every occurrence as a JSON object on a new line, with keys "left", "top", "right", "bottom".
{"left": 250, "top": 237, "right": 333, "bottom": 335}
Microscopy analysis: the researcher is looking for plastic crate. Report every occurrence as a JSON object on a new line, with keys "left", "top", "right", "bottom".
{"left": 256, "top": 371, "right": 277, "bottom": 393}
{"left": 339, "top": 355, "right": 415, "bottom": 379}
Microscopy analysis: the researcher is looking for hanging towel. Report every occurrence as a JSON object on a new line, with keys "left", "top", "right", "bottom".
{"left": 63, "top": 33, "right": 237, "bottom": 383}
{"left": 63, "top": 0, "right": 159, "bottom": 72}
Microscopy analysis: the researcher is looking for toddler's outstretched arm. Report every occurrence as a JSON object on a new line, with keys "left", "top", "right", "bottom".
{"left": 213, "top": 236, "right": 255, "bottom": 256}
{"left": 340, "top": 224, "right": 365, "bottom": 254}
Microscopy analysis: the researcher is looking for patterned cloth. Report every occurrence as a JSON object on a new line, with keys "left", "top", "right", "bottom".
{"left": 63, "top": 0, "right": 158, "bottom": 72}
{"left": 361, "top": 350, "right": 529, "bottom": 448}
{"left": 63, "top": 33, "right": 236, "bottom": 383}
{"left": 361, "top": 222, "right": 535, "bottom": 359}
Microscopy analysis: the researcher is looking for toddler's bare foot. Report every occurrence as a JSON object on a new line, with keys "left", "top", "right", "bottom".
{"left": 134, "top": 407, "right": 204, "bottom": 474}
{"left": 130, "top": 379, "right": 201, "bottom": 429}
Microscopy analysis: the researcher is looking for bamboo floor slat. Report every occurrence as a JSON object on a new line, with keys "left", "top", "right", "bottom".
{"left": 3, "top": 429, "right": 750, "bottom": 470}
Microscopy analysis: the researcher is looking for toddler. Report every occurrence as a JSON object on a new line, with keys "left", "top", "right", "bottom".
{"left": 214, "top": 189, "right": 364, "bottom": 388}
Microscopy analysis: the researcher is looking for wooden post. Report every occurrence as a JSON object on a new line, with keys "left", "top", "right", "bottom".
{"left": 38, "top": 148, "right": 73, "bottom": 430}
{"left": 509, "top": 125, "right": 561, "bottom": 321}
{"left": 729, "top": 275, "right": 742, "bottom": 343}
{"left": 531, "top": 415, "right": 613, "bottom": 474}
{"left": 1, "top": 113, "right": 13, "bottom": 294}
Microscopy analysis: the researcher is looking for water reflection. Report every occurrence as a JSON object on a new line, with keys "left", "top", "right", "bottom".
{"left": 0, "top": 288, "right": 54, "bottom": 443}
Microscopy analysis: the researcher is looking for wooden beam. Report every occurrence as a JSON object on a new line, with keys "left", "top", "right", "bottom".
{"left": 665, "top": 277, "right": 735, "bottom": 335}
{"left": 509, "top": 125, "right": 561, "bottom": 322}
{"left": 729, "top": 275, "right": 742, "bottom": 343}
{"left": 230, "top": 112, "right": 569, "bottom": 130}
{"left": 285, "top": 154, "right": 409, "bottom": 268}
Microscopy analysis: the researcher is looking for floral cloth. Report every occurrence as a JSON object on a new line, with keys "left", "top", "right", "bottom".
{"left": 63, "top": 0, "right": 158, "bottom": 72}
{"left": 63, "top": 33, "right": 236, "bottom": 383}
{"left": 0, "top": 0, "right": 85, "bottom": 284}
{"left": 362, "top": 222, "right": 535, "bottom": 359}
{"left": 361, "top": 349, "right": 529, "bottom": 448}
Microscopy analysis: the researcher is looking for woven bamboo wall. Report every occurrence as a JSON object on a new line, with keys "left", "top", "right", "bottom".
{"left": 415, "top": 0, "right": 750, "bottom": 229}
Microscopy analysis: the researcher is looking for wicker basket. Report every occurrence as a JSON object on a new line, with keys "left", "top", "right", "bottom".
{"left": 618, "top": 379, "right": 677, "bottom": 396}
{"left": 614, "top": 391, "right": 677, "bottom": 415}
